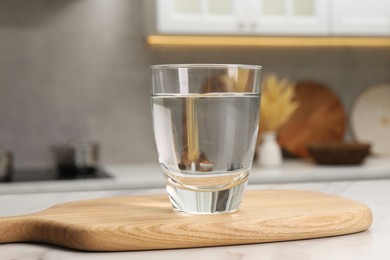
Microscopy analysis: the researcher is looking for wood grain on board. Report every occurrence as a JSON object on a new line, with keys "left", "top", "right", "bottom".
{"left": 0, "top": 190, "right": 372, "bottom": 251}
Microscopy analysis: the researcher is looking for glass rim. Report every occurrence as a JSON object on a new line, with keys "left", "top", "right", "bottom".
{"left": 150, "top": 64, "right": 262, "bottom": 70}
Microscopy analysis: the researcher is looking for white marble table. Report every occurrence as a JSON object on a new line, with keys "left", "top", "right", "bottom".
{"left": 0, "top": 179, "right": 389, "bottom": 260}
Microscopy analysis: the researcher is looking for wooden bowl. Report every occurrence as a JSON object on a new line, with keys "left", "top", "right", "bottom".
{"left": 307, "top": 142, "right": 371, "bottom": 165}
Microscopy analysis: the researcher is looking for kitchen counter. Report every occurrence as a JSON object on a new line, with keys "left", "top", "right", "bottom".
{"left": 0, "top": 179, "right": 389, "bottom": 259}
{"left": 0, "top": 157, "right": 390, "bottom": 194}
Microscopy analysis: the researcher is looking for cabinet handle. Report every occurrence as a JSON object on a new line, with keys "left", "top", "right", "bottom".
{"left": 238, "top": 21, "right": 245, "bottom": 28}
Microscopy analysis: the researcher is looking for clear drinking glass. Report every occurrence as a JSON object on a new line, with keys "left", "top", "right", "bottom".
{"left": 150, "top": 64, "right": 262, "bottom": 214}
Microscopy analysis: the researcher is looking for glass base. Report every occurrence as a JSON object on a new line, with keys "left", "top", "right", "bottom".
{"left": 166, "top": 179, "right": 247, "bottom": 214}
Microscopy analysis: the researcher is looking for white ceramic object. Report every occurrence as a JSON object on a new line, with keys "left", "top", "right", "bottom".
{"left": 258, "top": 132, "right": 282, "bottom": 167}
{"left": 350, "top": 84, "right": 390, "bottom": 155}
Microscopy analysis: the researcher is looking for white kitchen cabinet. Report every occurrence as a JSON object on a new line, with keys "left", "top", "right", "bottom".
{"left": 156, "top": 0, "right": 328, "bottom": 35}
{"left": 331, "top": 0, "right": 390, "bottom": 36}
{"left": 249, "top": 0, "right": 328, "bottom": 35}
{"left": 156, "top": 0, "right": 390, "bottom": 36}
{"left": 156, "top": 0, "right": 244, "bottom": 34}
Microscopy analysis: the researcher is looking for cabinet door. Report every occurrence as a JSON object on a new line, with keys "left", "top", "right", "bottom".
{"left": 331, "top": 0, "right": 390, "bottom": 35}
{"left": 156, "top": 0, "right": 245, "bottom": 34}
{"left": 249, "top": 0, "right": 329, "bottom": 35}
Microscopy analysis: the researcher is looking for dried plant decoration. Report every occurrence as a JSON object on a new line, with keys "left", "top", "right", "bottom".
{"left": 220, "top": 69, "right": 251, "bottom": 92}
{"left": 260, "top": 74, "right": 299, "bottom": 132}
{"left": 182, "top": 69, "right": 255, "bottom": 171}
{"left": 186, "top": 97, "right": 200, "bottom": 170}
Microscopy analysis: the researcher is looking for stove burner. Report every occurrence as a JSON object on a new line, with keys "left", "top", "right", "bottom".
{"left": 5, "top": 167, "right": 111, "bottom": 183}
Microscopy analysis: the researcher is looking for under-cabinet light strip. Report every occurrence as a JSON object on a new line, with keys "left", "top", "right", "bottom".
{"left": 147, "top": 35, "right": 390, "bottom": 47}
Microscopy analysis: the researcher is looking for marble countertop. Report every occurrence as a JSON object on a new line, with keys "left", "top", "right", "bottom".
{"left": 1, "top": 157, "right": 390, "bottom": 194}
{"left": 1, "top": 179, "right": 389, "bottom": 259}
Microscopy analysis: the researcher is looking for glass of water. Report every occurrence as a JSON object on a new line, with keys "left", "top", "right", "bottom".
{"left": 150, "top": 64, "right": 262, "bottom": 214}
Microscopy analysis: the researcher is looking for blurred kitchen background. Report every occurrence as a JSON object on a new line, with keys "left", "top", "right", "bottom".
{"left": 0, "top": 0, "right": 389, "bottom": 177}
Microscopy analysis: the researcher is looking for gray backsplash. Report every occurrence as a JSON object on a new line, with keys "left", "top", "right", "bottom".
{"left": 0, "top": 0, "right": 389, "bottom": 169}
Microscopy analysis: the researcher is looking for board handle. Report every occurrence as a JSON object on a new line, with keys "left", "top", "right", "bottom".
{"left": 0, "top": 216, "right": 32, "bottom": 243}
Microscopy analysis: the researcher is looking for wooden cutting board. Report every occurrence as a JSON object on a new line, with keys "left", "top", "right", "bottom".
{"left": 0, "top": 190, "right": 372, "bottom": 251}
{"left": 278, "top": 80, "right": 346, "bottom": 157}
